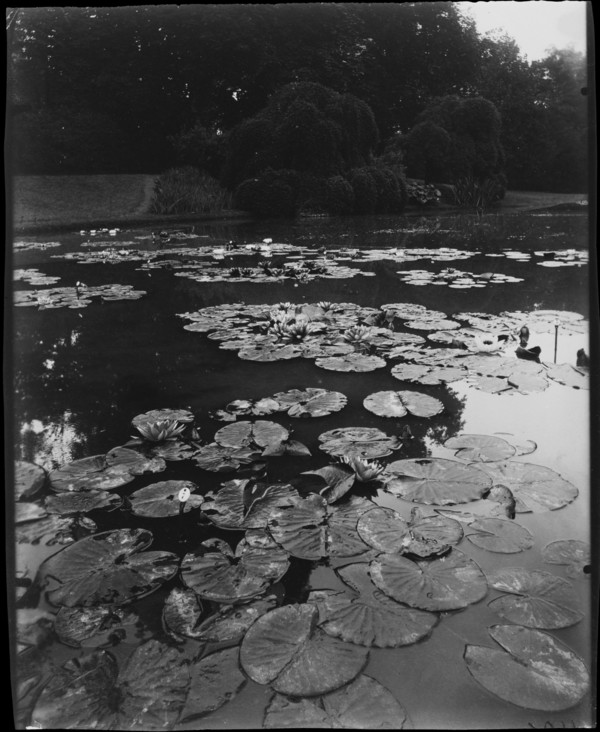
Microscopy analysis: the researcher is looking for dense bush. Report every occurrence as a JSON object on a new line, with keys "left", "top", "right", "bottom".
{"left": 348, "top": 168, "right": 378, "bottom": 214}
{"left": 149, "top": 166, "right": 231, "bottom": 214}
{"left": 452, "top": 174, "right": 506, "bottom": 210}
{"left": 233, "top": 169, "right": 297, "bottom": 218}
{"left": 168, "top": 123, "right": 227, "bottom": 179}
{"left": 322, "top": 176, "right": 355, "bottom": 215}
{"left": 223, "top": 82, "right": 379, "bottom": 189}
{"left": 406, "top": 179, "right": 442, "bottom": 206}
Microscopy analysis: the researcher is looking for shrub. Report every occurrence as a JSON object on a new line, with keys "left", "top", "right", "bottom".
{"left": 452, "top": 175, "right": 505, "bottom": 210}
{"left": 322, "top": 176, "right": 354, "bottom": 215}
{"left": 233, "top": 169, "right": 297, "bottom": 218}
{"left": 406, "top": 179, "right": 442, "bottom": 206}
{"left": 168, "top": 123, "right": 227, "bottom": 179}
{"left": 348, "top": 168, "right": 378, "bottom": 214}
{"left": 149, "top": 167, "right": 231, "bottom": 215}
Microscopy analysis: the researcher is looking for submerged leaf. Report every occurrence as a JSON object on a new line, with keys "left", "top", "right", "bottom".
{"left": 464, "top": 625, "right": 590, "bottom": 711}
{"left": 486, "top": 567, "right": 583, "bottom": 628}
{"left": 240, "top": 604, "right": 369, "bottom": 696}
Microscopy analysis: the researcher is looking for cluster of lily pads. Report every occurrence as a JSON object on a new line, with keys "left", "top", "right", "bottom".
{"left": 15, "top": 400, "right": 591, "bottom": 726}
{"left": 13, "top": 284, "right": 147, "bottom": 310}
{"left": 396, "top": 267, "right": 523, "bottom": 288}
{"left": 179, "top": 301, "right": 590, "bottom": 394}
{"left": 14, "top": 240, "right": 62, "bottom": 252}
{"left": 14, "top": 268, "right": 61, "bottom": 286}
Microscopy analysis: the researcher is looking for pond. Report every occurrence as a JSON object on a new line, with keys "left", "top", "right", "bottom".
{"left": 10, "top": 210, "right": 594, "bottom": 729}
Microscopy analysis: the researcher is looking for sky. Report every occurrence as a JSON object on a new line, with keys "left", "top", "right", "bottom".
{"left": 457, "top": 1, "right": 588, "bottom": 61}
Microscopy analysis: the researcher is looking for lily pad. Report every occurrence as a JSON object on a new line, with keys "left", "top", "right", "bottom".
{"left": 364, "top": 390, "right": 444, "bottom": 418}
{"left": 391, "top": 362, "right": 466, "bottom": 385}
{"left": 105, "top": 446, "right": 166, "bottom": 475}
{"left": 181, "top": 536, "right": 289, "bottom": 603}
{"left": 315, "top": 353, "right": 386, "bottom": 372}
{"left": 272, "top": 388, "right": 347, "bottom": 417}
{"left": 296, "top": 464, "right": 356, "bottom": 503}
{"left": 542, "top": 540, "right": 591, "bottom": 578}
{"left": 264, "top": 675, "right": 411, "bottom": 728}
{"left": 41, "top": 528, "right": 179, "bottom": 607}
{"left": 370, "top": 549, "right": 488, "bottom": 611}
{"left": 215, "top": 420, "right": 289, "bottom": 449}
{"left": 220, "top": 397, "right": 282, "bottom": 419}
{"left": 16, "top": 502, "right": 48, "bottom": 523}
{"left": 356, "top": 507, "right": 410, "bottom": 553}
{"left": 546, "top": 363, "right": 590, "bottom": 390}
{"left": 464, "top": 624, "right": 590, "bottom": 711}
{"left": 240, "top": 604, "right": 369, "bottom": 696}
{"left": 475, "top": 461, "right": 578, "bottom": 513}
{"left": 180, "top": 647, "right": 246, "bottom": 722}
{"left": 309, "top": 562, "right": 437, "bottom": 647}
{"left": 132, "top": 407, "right": 195, "bottom": 428}
{"left": 384, "top": 458, "right": 492, "bottom": 505}
{"left": 45, "top": 491, "right": 123, "bottom": 515}
{"left": 16, "top": 514, "right": 96, "bottom": 546}
{"left": 193, "top": 442, "right": 261, "bottom": 472}
{"left": 201, "top": 480, "right": 299, "bottom": 530}
{"left": 467, "top": 518, "right": 533, "bottom": 553}
{"left": 486, "top": 567, "right": 583, "bottom": 628}
{"left": 493, "top": 433, "right": 537, "bottom": 456}
{"left": 268, "top": 495, "right": 374, "bottom": 560}
{"left": 129, "top": 480, "right": 203, "bottom": 518}
{"left": 49, "top": 455, "right": 135, "bottom": 493}
{"left": 54, "top": 605, "right": 141, "bottom": 648}
{"left": 163, "top": 587, "right": 278, "bottom": 643}
{"left": 15, "top": 461, "right": 46, "bottom": 500}
{"left": 31, "top": 640, "right": 190, "bottom": 729}
{"left": 406, "top": 506, "right": 464, "bottom": 556}
{"left": 444, "top": 434, "right": 516, "bottom": 462}
{"left": 319, "top": 427, "right": 402, "bottom": 460}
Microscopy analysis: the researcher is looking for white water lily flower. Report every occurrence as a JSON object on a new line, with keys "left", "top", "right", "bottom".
{"left": 135, "top": 419, "right": 186, "bottom": 442}
{"left": 340, "top": 455, "right": 384, "bottom": 482}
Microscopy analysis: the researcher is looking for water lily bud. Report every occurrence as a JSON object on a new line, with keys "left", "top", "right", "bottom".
{"left": 178, "top": 487, "right": 191, "bottom": 503}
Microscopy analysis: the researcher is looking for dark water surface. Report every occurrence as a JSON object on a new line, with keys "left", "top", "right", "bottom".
{"left": 10, "top": 211, "right": 594, "bottom": 729}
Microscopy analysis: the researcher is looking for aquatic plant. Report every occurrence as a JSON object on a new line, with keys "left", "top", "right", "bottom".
{"left": 134, "top": 419, "right": 186, "bottom": 442}
{"left": 339, "top": 455, "right": 384, "bottom": 483}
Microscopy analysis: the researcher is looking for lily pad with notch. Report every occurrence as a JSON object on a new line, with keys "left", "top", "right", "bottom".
{"left": 45, "top": 491, "right": 123, "bottom": 515}
{"left": 370, "top": 549, "right": 488, "bottom": 611}
{"left": 319, "top": 427, "right": 402, "bottom": 460}
{"left": 475, "top": 461, "right": 578, "bottom": 513}
{"left": 129, "top": 480, "right": 203, "bottom": 518}
{"left": 31, "top": 640, "right": 190, "bottom": 729}
{"left": 364, "top": 390, "right": 444, "bottom": 418}
{"left": 467, "top": 518, "right": 533, "bottom": 553}
{"left": 264, "top": 675, "right": 411, "bottom": 728}
{"left": 49, "top": 455, "right": 135, "bottom": 493}
{"left": 271, "top": 388, "right": 348, "bottom": 418}
{"left": 240, "top": 603, "right": 369, "bottom": 697}
{"left": 315, "top": 353, "right": 386, "bottom": 372}
{"left": 464, "top": 624, "right": 590, "bottom": 711}
{"left": 201, "top": 480, "right": 299, "bottom": 530}
{"left": 214, "top": 420, "right": 289, "bottom": 450}
{"left": 485, "top": 567, "right": 583, "bottom": 628}
{"left": 54, "top": 605, "right": 143, "bottom": 648}
{"left": 40, "top": 528, "right": 179, "bottom": 607}
{"left": 542, "top": 540, "right": 591, "bottom": 578}
{"left": 180, "top": 536, "right": 289, "bottom": 604}
{"left": 193, "top": 442, "right": 262, "bottom": 472}
{"left": 309, "top": 562, "right": 437, "bottom": 647}
{"left": 384, "top": 458, "right": 492, "bottom": 505}
{"left": 444, "top": 434, "right": 516, "bottom": 462}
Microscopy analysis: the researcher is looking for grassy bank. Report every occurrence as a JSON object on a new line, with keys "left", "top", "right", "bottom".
{"left": 8, "top": 174, "right": 588, "bottom": 235}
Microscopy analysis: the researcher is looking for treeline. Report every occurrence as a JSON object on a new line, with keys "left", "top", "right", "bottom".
{"left": 7, "top": 4, "right": 589, "bottom": 194}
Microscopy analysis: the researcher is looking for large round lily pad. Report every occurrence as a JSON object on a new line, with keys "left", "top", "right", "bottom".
{"left": 201, "top": 480, "right": 298, "bottom": 530}
{"left": 467, "top": 518, "right": 534, "bottom": 553}
{"left": 105, "top": 446, "right": 166, "bottom": 475}
{"left": 181, "top": 536, "right": 289, "bottom": 603}
{"left": 296, "top": 464, "right": 356, "bottom": 504}
{"left": 15, "top": 461, "right": 46, "bottom": 500}
{"left": 193, "top": 442, "right": 261, "bottom": 472}
{"left": 464, "top": 624, "right": 590, "bottom": 711}
{"left": 542, "top": 540, "right": 591, "bottom": 578}
{"left": 31, "top": 640, "right": 190, "bottom": 729}
{"left": 49, "top": 455, "right": 135, "bottom": 493}
{"left": 486, "top": 567, "right": 583, "bottom": 628}
{"left": 363, "top": 390, "right": 444, "bottom": 418}
{"left": 315, "top": 353, "right": 386, "bottom": 372}
{"left": 264, "top": 675, "right": 411, "bottom": 728}
{"left": 310, "top": 562, "right": 437, "bottom": 647}
{"left": 356, "top": 507, "right": 410, "bottom": 553}
{"left": 240, "top": 604, "right": 369, "bottom": 696}
{"left": 272, "top": 388, "right": 347, "bottom": 417}
{"left": 163, "top": 587, "right": 278, "bottom": 643}
{"left": 129, "top": 480, "right": 203, "bottom": 518}
{"left": 405, "top": 506, "right": 464, "bottom": 557}
{"left": 215, "top": 420, "right": 289, "bottom": 449}
{"left": 384, "top": 458, "right": 492, "bottom": 505}
{"left": 54, "top": 605, "right": 142, "bottom": 648}
{"left": 444, "top": 434, "right": 516, "bottom": 462}
{"left": 319, "top": 427, "right": 402, "bottom": 460}
{"left": 475, "top": 461, "right": 578, "bottom": 512}
{"left": 132, "top": 408, "right": 195, "bottom": 428}
{"left": 267, "top": 495, "right": 373, "bottom": 560}
{"left": 41, "top": 528, "right": 179, "bottom": 607}
{"left": 370, "top": 549, "right": 488, "bottom": 611}
{"left": 45, "top": 490, "right": 123, "bottom": 515}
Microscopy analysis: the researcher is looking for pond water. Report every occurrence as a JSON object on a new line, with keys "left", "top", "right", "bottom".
{"left": 9, "top": 211, "right": 594, "bottom": 729}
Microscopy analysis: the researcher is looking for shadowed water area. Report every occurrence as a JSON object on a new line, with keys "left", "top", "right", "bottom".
{"left": 10, "top": 210, "right": 593, "bottom": 729}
